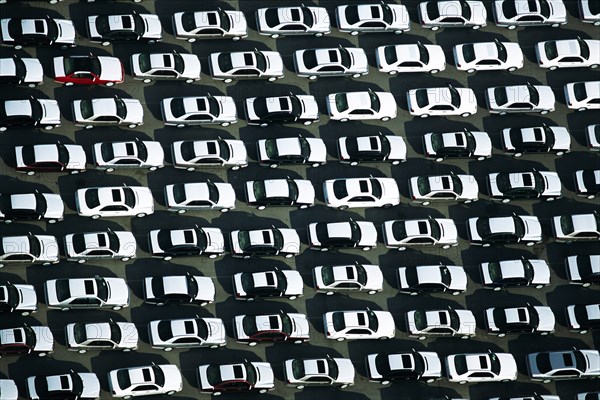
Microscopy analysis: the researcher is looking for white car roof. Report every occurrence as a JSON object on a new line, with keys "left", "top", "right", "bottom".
{"left": 504, "top": 307, "right": 531, "bottom": 324}
{"left": 220, "top": 364, "right": 247, "bottom": 382}
{"left": 274, "top": 137, "right": 302, "bottom": 156}
{"left": 83, "top": 323, "right": 112, "bottom": 340}
{"left": 302, "top": 359, "right": 331, "bottom": 377}
{"left": 108, "top": 15, "right": 135, "bottom": 32}
{"left": 248, "top": 229, "right": 275, "bottom": 246}
{"left": 161, "top": 276, "right": 188, "bottom": 294}
{"left": 464, "top": 354, "right": 493, "bottom": 372}
{"left": 169, "top": 319, "right": 200, "bottom": 338}
{"left": 441, "top": 132, "right": 469, "bottom": 148}
{"left": 434, "top": 1, "right": 466, "bottom": 17}
{"left": 91, "top": 98, "right": 118, "bottom": 117}
{"left": 489, "top": 217, "right": 516, "bottom": 233}
{"left": 0, "top": 58, "right": 17, "bottom": 76}
{"left": 69, "top": 278, "right": 98, "bottom": 298}
{"left": 21, "top": 19, "right": 48, "bottom": 36}
{"left": 342, "top": 311, "right": 369, "bottom": 329}
{"left": 5, "top": 100, "right": 32, "bottom": 117}
{"left": 128, "top": 366, "right": 156, "bottom": 386}
{"left": 82, "top": 232, "right": 111, "bottom": 249}
{"left": 0, "top": 327, "right": 27, "bottom": 344}
{"left": 570, "top": 213, "right": 599, "bottom": 232}
{"left": 253, "top": 271, "right": 279, "bottom": 289}
{"left": 554, "top": 39, "right": 586, "bottom": 57}
{"left": 46, "top": 375, "right": 75, "bottom": 393}
{"left": 388, "top": 353, "right": 417, "bottom": 371}
{"left": 327, "top": 222, "right": 352, "bottom": 239}
{"left": 10, "top": 193, "right": 37, "bottom": 211}
{"left": 404, "top": 219, "right": 432, "bottom": 237}
{"left": 149, "top": 53, "right": 177, "bottom": 69}
{"left": 263, "top": 180, "right": 291, "bottom": 198}
{"left": 169, "top": 229, "right": 197, "bottom": 246}
{"left": 356, "top": 136, "right": 383, "bottom": 152}
{"left": 425, "top": 310, "right": 451, "bottom": 327}
{"left": 2, "top": 235, "right": 31, "bottom": 253}
{"left": 314, "top": 48, "right": 344, "bottom": 67}
{"left": 471, "top": 42, "right": 503, "bottom": 59}
{"left": 110, "top": 141, "right": 141, "bottom": 159}
{"left": 266, "top": 96, "right": 293, "bottom": 113}
{"left": 344, "top": 92, "right": 372, "bottom": 109}
{"left": 498, "top": 260, "right": 527, "bottom": 278}
{"left": 357, "top": 4, "right": 387, "bottom": 21}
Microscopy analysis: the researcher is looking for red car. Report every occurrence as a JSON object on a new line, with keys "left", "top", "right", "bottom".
{"left": 15, "top": 143, "right": 87, "bottom": 175}
{"left": 52, "top": 54, "right": 124, "bottom": 86}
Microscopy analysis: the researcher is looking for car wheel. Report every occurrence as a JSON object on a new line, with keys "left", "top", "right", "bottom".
{"left": 493, "top": 286, "right": 502, "bottom": 291}
{"left": 104, "top": 167, "right": 116, "bottom": 173}
{"left": 352, "top": 73, "right": 362, "bottom": 79}
{"left": 124, "top": 396, "right": 132, "bottom": 400}
{"left": 271, "top": 34, "right": 280, "bottom": 39}
{"left": 299, "top": 205, "right": 309, "bottom": 210}
{"left": 285, "top": 253, "right": 294, "bottom": 259}
{"left": 61, "top": 307, "right": 70, "bottom": 312}
{"left": 551, "top": 23, "right": 560, "bottom": 28}
{"left": 591, "top": 64, "right": 599, "bottom": 69}
{"left": 136, "top": 213, "right": 147, "bottom": 218}
{"left": 467, "top": 68, "right": 476, "bottom": 74}
{"left": 429, "top": 69, "right": 440, "bottom": 75}
{"left": 78, "top": 349, "right": 87, "bottom": 354}
{"left": 350, "top": 31, "right": 359, "bottom": 36}
{"left": 121, "top": 257, "right": 130, "bottom": 262}
{"left": 459, "top": 380, "right": 467, "bottom": 385}
{"left": 26, "top": 171, "right": 35, "bottom": 176}
{"left": 268, "top": 77, "right": 277, "bottom": 82}
{"left": 248, "top": 342, "right": 257, "bottom": 347}
{"left": 65, "top": 82, "right": 74, "bottom": 86}
{"left": 85, "top": 125, "right": 94, "bottom": 129}
{"left": 420, "top": 114, "right": 429, "bottom": 119}
{"left": 498, "top": 333, "right": 506, "bottom": 338}
{"left": 398, "top": 246, "right": 406, "bottom": 251}
{"left": 101, "top": 41, "right": 110, "bottom": 46}
{"left": 340, "top": 118, "right": 349, "bottom": 122}
{"left": 543, "top": 379, "right": 551, "bottom": 384}
{"left": 336, "top": 337, "right": 345, "bottom": 342}
{"left": 540, "top": 331, "right": 549, "bottom": 336}
{"left": 176, "top": 124, "right": 185, "bottom": 128}
{"left": 410, "top": 291, "right": 418, "bottom": 297}
{"left": 472, "top": 25, "right": 481, "bottom": 30}
{"left": 338, "top": 205, "right": 349, "bottom": 210}
{"left": 382, "top": 204, "right": 393, "bottom": 209}
{"left": 388, "top": 70, "right": 398, "bottom": 76}
{"left": 579, "top": 329, "right": 588, "bottom": 334}
{"left": 148, "top": 166, "right": 158, "bottom": 171}
{"left": 578, "top": 107, "right": 587, "bottom": 112}
{"left": 113, "top": 306, "right": 122, "bottom": 311}
{"left": 142, "top": 78, "right": 152, "bottom": 83}
{"left": 381, "top": 116, "right": 391, "bottom": 122}
{"left": 418, "top": 335, "right": 426, "bottom": 340}
{"left": 320, "top": 247, "right": 329, "bottom": 252}
{"left": 380, "top": 380, "right": 391, "bottom": 385}
{"left": 541, "top": 110, "right": 550, "bottom": 114}
{"left": 14, "top": 45, "right": 23, "bottom": 50}
{"left": 430, "top": 26, "right": 439, "bottom": 31}
{"left": 167, "top": 391, "right": 175, "bottom": 396}
{"left": 482, "top": 243, "right": 491, "bottom": 248}
{"left": 220, "top": 208, "right": 229, "bottom": 213}
{"left": 349, "top": 161, "right": 359, "bottom": 166}
{"left": 546, "top": 197, "right": 555, "bottom": 202}
{"left": 128, "top": 124, "right": 137, "bottom": 129}
{"left": 293, "top": 339, "right": 303, "bottom": 344}
{"left": 221, "top": 122, "right": 230, "bottom": 127}
{"left": 501, "top": 198, "right": 511, "bottom": 204}
{"left": 186, "top": 167, "right": 195, "bottom": 172}
{"left": 21, "top": 311, "right": 30, "bottom": 316}
{"left": 507, "top": 67, "right": 517, "bottom": 72}
{"left": 368, "top": 290, "right": 377, "bottom": 295}
{"left": 187, "top": 38, "right": 196, "bottom": 43}
{"left": 257, "top": 205, "right": 267, "bottom": 211}
{"left": 362, "top": 246, "right": 371, "bottom": 251}
{"left": 422, "top": 201, "right": 430, "bottom": 206}
{"left": 105, "top": 82, "right": 115, "bottom": 87}
{"left": 260, "top": 123, "right": 269, "bottom": 128}
{"left": 308, "top": 75, "right": 318, "bottom": 80}
{"left": 461, "top": 112, "right": 471, "bottom": 118}
{"left": 535, "top": 284, "right": 544, "bottom": 289}
{"left": 91, "top": 215, "right": 101, "bottom": 220}
{"left": 549, "top": 66, "right": 558, "bottom": 71}
{"left": 76, "top": 259, "right": 86, "bottom": 265}
{"left": 526, "top": 242, "right": 535, "bottom": 247}
{"left": 177, "top": 209, "right": 186, "bottom": 214}
{"left": 185, "top": 79, "right": 195, "bottom": 83}
{"left": 442, "top": 244, "right": 451, "bottom": 250}
{"left": 224, "top": 78, "right": 233, "bottom": 84}
{"left": 508, "top": 25, "right": 516, "bottom": 30}
{"left": 499, "top": 111, "right": 507, "bottom": 116}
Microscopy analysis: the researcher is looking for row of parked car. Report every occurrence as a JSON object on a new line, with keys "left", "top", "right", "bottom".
{"left": 1, "top": 1, "right": 599, "bottom": 49}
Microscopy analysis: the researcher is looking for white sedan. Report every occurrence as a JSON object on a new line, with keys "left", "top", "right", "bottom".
{"left": 230, "top": 228, "right": 300, "bottom": 258}
{"left": 234, "top": 312, "right": 310, "bottom": 345}
{"left": 423, "top": 129, "right": 492, "bottom": 161}
{"left": 108, "top": 365, "right": 183, "bottom": 398}
{"left": 209, "top": 50, "right": 284, "bottom": 83}
{"left": 75, "top": 186, "right": 154, "bottom": 219}
{"left": 564, "top": 81, "right": 600, "bottom": 111}
{"left": 323, "top": 177, "right": 400, "bottom": 209}
{"left": 45, "top": 277, "right": 129, "bottom": 311}
{"left": 173, "top": 10, "right": 247, "bottom": 41}
{"left": 144, "top": 274, "right": 215, "bottom": 306}
{"left": 245, "top": 178, "right": 315, "bottom": 210}
{"left": 336, "top": 3, "right": 410, "bottom": 35}
{"left": 294, "top": 47, "right": 368, "bottom": 80}
{"left": 397, "top": 265, "right": 467, "bottom": 295}
{"left": 327, "top": 90, "right": 397, "bottom": 121}
{"left": 407, "top": 85, "right": 477, "bottom": 118}
{"left": 65, "top": 321, "right": 138, "bottom": 353}
{"left": 488, "top": 170, "right": 562, "bottom": 202}
{"left": 0, "top": 282, "right": 37, "bottom": 315}
{"left": 172, "top": 139, "right": 247, "bottom": 170}
{"left": 233, "top": 270, "right": 303, "bottom": 300}
{"left": 324, "top": 309, "right": 395, "bottom": 341}
{"left": 313, "top": 263, "right": 383, "bottom": 295}
{"left": 580, "top": 0, "right": 600, "bottom": 25}
{"left": 587, "top": 124, "right": 600, "bottom": 150}
{"left": 502, "top": 125, "right": 571, "bottom": 157}
{"left": 481, "top": 259, "right": 551, "bottom": 289}
{"left": 486, "top": 84, "right": 555, "bottom": 115}
{"left": 485, "top": 305, "right": 555, "bottom": 336}
{"left": 0, "top": 234, "right": 59, "bottom": 268}
{"left": 72, "top": 97, "right": 143, "bottom": 129}
{"left": 419, "top": 0, "right": 487, "bottom": 30}
{"left": 366, "top": 350, "right": 442, "bottom": 384}
{"left": 257, "top": 136, "right": 326, "bottom": 167}
{"left": 468, "top": 215, "right": 543, "bottom": 246}
{"left": 494, "top": 0, "right": 567, "bottom": 28}
{"left": 382, "top": 218, "right": 459, "bottom": 251}
{"left": 15, "top": 143, "right": 86, "bottom": 175}
{"left": 0, "top": 56, "right": 43, "bottom": 87}
{"left": 149, "top": 317, "right": 226, "bottom": 350}
{"left": 527, "top": 349, "right": 600, "bottom": 383}
{"left": 376, "top": 43, "right": 445, "bottom": 75}
{"left": 131, "top": 52, "right": 201, "bottom": 83}
{"left": 148, "top": 226, "right": 225, "bottom": 260}
{"left": 164, "top": 182, "right": 235, "bottom": 213}
{"left": 565, "top": 255, "right": 599, "bottom": 287}
{"left": 575, "top": 169, "right": 600, "bottom": 199}
{"left": 284, "top": 357, "right": 355, "bottom": 389}
{"left": 26, "top": 373, "right": 99, "bottom": 400}
{"left": 0, "top": 98, "right": 61, "bottom": 132}
{"left": 446, "top": 352, "right": 518, "bottom": 383}
{"left": 161, "top": 95, "right": 237, "bottom": 127}
{"left": 406, "top": 308, "right": 476, "bottom": 339}
{"left": 409, "top": 173, "right": 479, "bottom": 205}
{"left": 454, "top": 40, "right": 524, "bottom": 72}
{"left": 536, "top": 38, "right": 600, "bottom": 70}
{"left": 308, "top": 220, "right": 378, "bottom": 251}
{"left": 338, "top": 134, "right": 406, "bottom": 165}
{"left": 64, "top": 230, "right": 137, "bottom": 263}
{"left": 256, "top": 6, "right": 330, "bottom": 38}
{"left": 92, "top": 140, "right": 164, "bottom": 172}
{"left": 552, "top": 213, "right": 600, "bottom": 242}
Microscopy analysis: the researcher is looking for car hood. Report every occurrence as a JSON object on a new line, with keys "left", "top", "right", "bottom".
{"left": 304, "top": 138, "right": 326, "bottom": 163}
{"left": 98, "top": 56, "right": 124, "bottom": 82}
{"left": 121, "top": 99, "right": 144, "bottom": 124}
{"left": 455, "top": 310, "right": 477, "bottom": 335}
{"left": 521, "top": 216, "right": 543, "bottom": 241}
{"left": 373, "top": 311, "right": 396, "bottom": 337}
{"left": 55, "top": 19, "right": 76, "bottom": 45}
{"left": 140, "top": 14, "right": 163, "bottom": 39}
{"left": 279, "top": 229, "right": 301, "bottom": 254}
{"left": 366, "top": 353, "right": 383, "bottom": 379}
{"left": 447, "top": 266, "right": 468, "bottom": 291}
{"left": 203, "top": 227, "right": 225, "bottom": 255}
{"left": 104, "top": 278, "right": 130, "bottom": 305}
{"left": 421, "top": 351, "right": 443, "bottom": 376}
{"left": 193, "top": 276, "right": 215, "bottom": 302}
{"left": 457, "top": 175, "right": 479, "bottom": 200}
{"left": 38, "top": 235, "right": 59, "bottom": 262}
{"left": 32, "top": 326, "right": 54, "bottom": 351}
{"left": 0, "top": 379, "right": 18, "bottom": 400}
{"left": 114, "top": 231, "right": 137, "bottom": 257}
{"left": 253, "top": 363, "right": 275, "bottom": 388}
{"left": 42, "top": 193, "right": 64, "bottom": 220}
{"left": 79, "top": 373, "right": 101, "bottom": 398}
{"left": 282, "top": 271, "right": 304, "bottom": 296}
{"left": 37, "top": 99, "right": 61, "bottom": 125}
{"left": 15, "top": 284, "right": 37, "bottom": 310}
{"left": 539, "top": 172, "right": 562, "bottom": 196}
{"left": 160, "top": 365, "right": 183, "bottom": 392}
{"left": 65, "top": 144, "right": 87, "bottom": 170}
{"left": 226, "top": 140, "right": 248, "bottom": 165}
{"left": 297, "top": 95, "right": 319, "bottom": 120}
{"left": 22, "top": 58, "right": 44, "bottom": 83}
{"left": 294, "top": 179, "right": 316, "bottom": 205}
{"left": 356, "top": 221, "right": 378, "bottom": 247}
{"left": 534, "top": 306, "right": 556, "bottom": 332}
{"left": 333, "top": 358, "right": 355, "bottom": 383}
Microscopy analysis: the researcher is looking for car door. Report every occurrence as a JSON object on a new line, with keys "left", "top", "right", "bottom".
{"left": 84, "top": 339, "right": 116, "bottom": 350}
{"left": 69, "top": 297, "right": 102, "bottom": 309}
{"left": 171, "top": 337, "right": 203, "bottom": 348}
{"left": 344, "top": 328, "right": 373, "bottom": 339}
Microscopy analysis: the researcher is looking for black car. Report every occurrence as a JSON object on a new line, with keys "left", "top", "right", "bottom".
{"left": 245, "top": 178, "right": 314, "bottom": 210}
{"left": 338, "top": 133, "right": 407, "bottom": 165}
{"left": 148, "top": 227, "right": 225, "bottom": 260}
{"left": 86, "top": 12, "right": 162, "bottom": 45}
{"left": 143, "top": 273, "right": 214, "bottom": 306}
{"left": 485, "top": 305, "right": 555, "bottom": 336}
{"left": 424, "top": 129, "right": 492, "bottom": 161}
{"left": 501, "top": 124, "right": 571, "bottom": 156}
{"left": 566, "top": 303, "right": 600, "bottom": 334}
{"left": 0, "top": 192, "right": 63, "bottom": 224}
{"left": 233, "top": 269, "right": 303, "bottom": 301}
{"left": 245, "top": 94, "right": 319, "bottom": 126}
{"left": 366, "top": 350, "right": 442, "bottom": 384}
{"left": 0, "top": 16, "right": 77, "bottom": 49}
{"left": 26, "top": 373, "right": 100, "bottom": 400}
{"left": 575, "top": 169, "right": 600, "bottom": 199}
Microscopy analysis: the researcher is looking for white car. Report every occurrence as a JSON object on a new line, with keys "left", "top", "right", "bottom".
{"left": 397, "top": 265, "right": 467, "bottom": 295}
{"left": 161, "top": 95, "right": 237, "bottom": 127}
{"left": 566, "top": 255, "right": 600, "bottom": 287}
{"left": 485, "top": 305, "right": 555, "bottom": 336}
{"left": 87, "top": 13, "right": 162, "bottom": 45}
{"left": 566, "top": 303, "right": 600, "bottom": 334}
{"left": 366, "top": 350, "right": 442, "bottom": 384}
{"left": 149, "top": 317, "right": 226, "bottom": 350}
{"left": 565, "top": 81, "right": 600, "bottom": 111}
{"left": 256, "top": 6, "right": 330, "bottom": 38}
{"left": 0, "top": 379, "right": 17, "bottom": 400}
{"left": 230, "top": 228, "right": 300, "bottom": 259}
{"left": 108, "top": 364, "right": 183, "bottom": 398}
{"left": 93, "top": 140, "right": 164, "bottom": 172}
{"left": 575, "top": 169, "right": 600, "bottom": 199}
{"left": 424, "top": 129, "right": 492, "bottom": 161}
{"left": 0, "top": 282, "right": 37, "bottom": 316}
{"left": 454, "top": 40, "right": 524, "bottom": 72}
{"left": 64, "top": 230, "right": 137, "bottom": 263}
{"left": 481, "top": 259, "right": 551, "bottom": 289}
{"left": 489, "top": 396, "right": 559, "bottom": 400}
{"left": 0, "top": 234, "right": 59, "bottom": 268}
{"left": 327, "top": 90, "right": 397, "bottom": 122}
{"left": 409, "top": 173, "right": 479, "bottom": 205}
{"left": 234, "top": 312, "right": 310, "bottom": 345}
{"left": 284, "top": 357, "right": 355, "bottom": 389}
{"left": 313, "top": 263, "right": 383, "bottom": 295}
{"left": 0, "top": 16, "right": 76, "bottom": 49}
{"left": 527, "top": 349, "right": 600, "bottom": 382}
{"left": 502, "top": 125, "right": 571, "bottom": 156}
{"left": 45, "top": 277, "right": 129, "bottom": 311}
{"left": 446, "top": 352, "right": 518, "bottom": 383}
{"left": 0, "top": 325, "right": 53, "bottom": 357}
{"left": 376, "top": 43, "right": 446, "bottom": 75}
{"left": 172, "top": 139, "right": 247, "bottom": 170}
{"left": 210, "top": 50, "right": 283, "bottom": 83}
{"left": 323, "top": 177, "right": 400, "bottom": 209}
{"left": 468, "top": 215, "right": 543, "bottom": 246}
{"left": 245, "top": 178, "right": 315, "bottom": 210}
{"left": 65, "top": 321, "right": 138, "bottom": 353}
{"left": 382, "top": 218, "right": 459, "bottom": 251}
{"left": 197, "top": 362, "right": 274, "bottom": 395}
{"left": 75, "top": 186, "right": 154, "bottom": 219}
{"left": 308, "top": 220, "right": 377, "bottom": 251}
{"left": 245, "top": 94, "right": 319, "bottom": 126}
{"left": 407, "top": 85, "right": 477, "bottom": 118}
{"left": 552, "top": 212, "right": 600, "bottom": 242}
{"left": 131, "top": 52, "right": 201, "bottom": 83}
{"left": 294, "top": 47, "right": 368, "bottom": 80}
{"left": 488, "top": 170, "right": 562, "bottom": 202}
{"left": 419, "top": 1, "right": 487, "bottom": 30}
{"left": 336, "top": 3, "right": 410, "bottom": 35}
{"left": 148, "top": 226, "right": 225, "bottom": 260}
{"left": 406, "top": 308, "right": 476, "bottom": 339}
{"left": 486, "top": 84, "right": 555, "bottom": 115}
{"left": 144, "top": 274, "right": 215, "bottom": 306}
{"left": 338, "top": 134, "right": 406, "bottom": 165}
{"left": 494, "top": 0, "right": 567, "bottom": 28}
{"left": 587, "top": 124, "right": 600, "bottom": 150}
{"left": 72, "top": 97, "right": 143, "bottom": 129}
{"left": 173, "top": 9, "right": 247, "bottom": 41}
{"left": 0, "top": 56, "right": 43, "bottom": 87}
{"left": 257, "top": 136, "right": 326, "bottom": 167}
{"left": 15, "top": 143, "right": 86, "bottom": 175}
{"left": 580, "top": 0, "right": 600, "bottom": 24}
{"left": 324, "top": 309, "right": 395, "bottom": 341}
{"left": 536, "top": 38, "right": 600, "bottom": 70}
{"left": 233, "top": 269, "right": 303, "bottom": 301}
{"left": 164, "top": 182, "right": 235, "bottom": 213}
{"left": 0, "top": 98, "right": 61, "bottom": 131}
{"left": 26, "top": 372, "right": 99, "bottom": 400}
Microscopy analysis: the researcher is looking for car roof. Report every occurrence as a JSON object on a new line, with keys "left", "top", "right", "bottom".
{"left": 326, "top": 222, "right": 352, "bottom": 239}
{"left": 10, "top": 193, "right": 38, "bottom": 211}
{"left": 425, "top": 310, "right": 451, "bottom": 327}
{"left": 342, "top": 311, "right": 369, "bottom": 328}
{"left": 160, "top": 276, "right": 188, "bottom": 294}
{"left": 489, "top": 217, "right": 516, "bottom": 233}
{"left": 388, "top": 353, "right": 416, "bottom": 371}
{"left": 5, "top": 99, "right": 33, "bottom": 117}
{"left": 464, "top": 354, "right": 492, "bottom": 372}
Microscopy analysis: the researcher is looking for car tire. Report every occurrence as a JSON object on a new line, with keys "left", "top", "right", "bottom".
{"left": 177, "top": 209, "right": 186, "bottom": 214}
{"left": 422, "top": 201, "right": 430, "bottom": 206}
{"left": 224, "top": 78, "right": 233, "bottom": 84}
{"left": 101, "top": 41, "right": 110, "bottom": 46}
{"left": 257, "top": 205, "right": 267, "bottom": 210}
{"left": 381, "top": 117, "right": 391, "bottom": 122}
{"left": 430, "top": 26, "right": 439, "bottom": 31}
{"left": 92, "top": 215, "right": 101, "bottom": 220}
{"left": 459, "top": 380, "right": 467, "bottom": 385}
{"left": 303, "top": 120, "right": 313, "bottom": 126}
{"left": 461, "top": 112, "right": 471, "bottom": 118}
{"left": 482, "top": 243, "right": 491, "bottom": 248}
{"left": 508, "top": 25, "right": 516, "bottom": 30}
{"left": 340, "top": 118, "right": 349, "bottom": 122}
{"left": 21, "top": 311, "right": 30, "bottom": 316}
{"left": 271, "top": 34, "right": 280, "bottom": 39}
{"left": 442, "top": 245, "right": 451, "bottom": 250}
{"left": 498, "top": 333, "right": 506, "bottom": 338}
{"left": 350, "top": 31, "right": 359, "bottom": 36}
{"left": 472, "top": 25, "right": 481, "bottom": 30}
{"left": 268, "top": 77, "right": 277, "bottom": 82}
{"left": 308, "top": 75, "right": 318, "bottom": 80}
{"left": 61, "top": 308, "right": 70, "bottom": 312}
{"left": 105, "top": 82, "right": 114, "bottom": 87}
{"left": 121, "top": 257, "right": 130, "bottom": 262}
{"left": 543, "top": 379, "right": 551, "bottom": 384}
{"left": 526, "top": 242, "right": 535, "bottom": 247}
{"left": 220, "top": 208, "right": 229, "bottom": 213}
{"left": 578, "top": 107, "right": 587, "bottom": 112}
{"left": 541, "top": 110, "right": 550, "bottom": 114}
{"left": 249, "top": 342, "right": 257, "bottom": 347}
{"left": 352, "top": 73, "right": 362, "bottom": 79}
{"left": 467, "top": 68, "right": 476, "bottom": 74}
{"left": 113, "top": 306, "right": 122, "bottom": 311}
{"left": 362, "top": 246, "right": 371, "bottom": 251}
{"left": 285, "top": 254, "right": 294, "bottom": 259}
{"left": 167, "top": 391, "right": 175, "bottom": 396}
{"left": 26, "top": 171, "right": 35, "bottom": 176}
{"left": 381, "top": 380, "right": 390, "bottom": 385}
{"left": 187, "top": 38, "right": 196, "bottom": 43}
{"left": 493, "top": 286, "right": 502, "bottom": 291}
{"left": 177, "top": 124, "right": 185, "bottom": 128}
{"left": 430, "top": 69, "right": 440, "bottom": 75}
{"left": 397, "top": 246, "right": 406, "bottom": 251}
{"left": 535, "top": 284, "right": 544, "bottom": 289}
{"left": 85, "top": 125, "right": 94, "bottom": 129}
{"left": 579, "top": 330, "right": 588, "bottom": 334}
{"left": 78, "top": 349, "right": 87, "bottom": 354}
{"left": 136, "top": 213, "right": 147, "bottom": 218}
{"left": 420, "top": 114, "right": 429, "bottom": 119}
{"left": 336, "top": 337, "right": 345, "bottom": 342}
{"left": 296, "top": 385, "right": 305, "bottom": 390}
{"left": 320, "top": 247, "right": 329, "bottom": 252}
{"left": 260, "top": 123, "right": 269, "bottom": 128}
{"left": 388, "top": 70, "right": 398, "bottom": 76}
{"left": 338, "top": 205, "right": 349, "bottom": 210}
{"left": 185, "top": 79, "right": 195, "bottom": 83}
{"left": 507, "top": 67, "right": 517, "bottom": 72}
{"left": 221, "top": 122, "right": 230, "bottom": 127}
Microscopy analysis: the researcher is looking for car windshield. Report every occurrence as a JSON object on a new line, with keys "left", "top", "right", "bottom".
{"left": 116, "top": 370, "right": 132, "bottom": 390}
{"left": 369, "top": 91, "right": 381, "bottom": 112}
{"left": 344, "top": 6, "right": 360, "bottom": 25}
{"left": 280, "top": 313, "right": 293, "bottom": 334}
{"left": 413, "top": 310, "right": 427, "bottom": 330}
{"left": 291, "top": 359, "right": 305, "bottom": 379}
{"left": 151, "top": 366, "right": 165, "bottom": 387}
{"left": 218, "top": 140, "right": 230, "bottom": 160}
{"left": 186, "top": 274, "right": 198, "bottom": 297}
{"left": 95, "top": 277, "right": 108, "bottom": 301}
{"left": 301, "top": 6, "right": 314, "bottom": 26}
{"left": 122, "top": 187, "right": 136, "bottom": 208}
{"left": 79, "top": 100, "right": 94, "bottom": 120}
{"left": 462, "top": 44, "right": 476, "bottom": 63}
{"left": 72, "top": 323, "right": 87, "bottom": 344}
{"left": 451, "top": 175, "right": 463, "bottom": 193}
{"left": 416, "top": 176, "right": 431, "bottom": 196}
{"left": 449, "top": 86, "right": 461, "bottom": 107}
{"left": 493, "top": 88, "right": 509, "bottom": 106}
{"left": 417, "top": 43, "right": 430, "bottom": 64}
{"left": 544, "top": 41, "right": 558, "bottom": 60}
{"left": 384, "top": 46, "right": 398, "bottom": 64}
{"left": 335, "top": 93, "right": 349, "bottom": 112}
{"left": 169, "top": 98, "right": 186, "bottom": 118}
{"left": 404, "top": 267, "right": 419, "bottom": 286}
{"left": 156, "top": 320, "right": 173, "bottom": 341}
{"left": 195, "top": 319, "right": 209, "bottom": 340}
{"left": 55, "top": 279, "right": 71, "bottom": 302}
{"left": 172, "top": 184, "right": 187, "bottom": 204}
{"left": 94, "top": 15, "right": 111, "bottom": 35}
{"left": 137, "top": 53, "right": 151, "bottom": 73}
{"left": 28, "top": 235, "right": 41, "bottom": 257}
{"left": 332, "top": 180, "right": 349, "bottom": 199}
{"left": 339, "top": 48, "right": 352, "bottom": 68}
{"left": 367, "top": 310, "right": 379, "bottom": 331}
{"left": 254, "top": 51, "right": 267, "bottom": 72}
{"left": 495, "top": 41, "right": 508, "bottom": 62}
{"left": 539, "top": 0, "right": 551, "bottom": 17}
{"left": 151, "top": 278, "right": 165, "bottom": 297}
{"left": 237, "top": 231, "right": 252, "bottom": 251}
{"left": 56, "top": 144, "right": 70, "bottom": 164}
{"left": 207, "top": 182, "right": 219, "bottom": 203}
{"left": 392, "top": 221, "right": 407, "bottom": 239}
{"left": 287, "top": 180, "right": 299, "bottom": 201}
{"left": 560, "top": 215, "right": 574, "bottom": 234}
{"left": 332, "top": 312, "right": 346, "bottom": 331}
{"left": 527, "top": 85, "right": 540, "bottom": 105}
{"left": 486, "top": 262, "right": 502, "bottom": 282}
{"left": 115, "top": 99, "right": 127, "bottom": 119}
{"left": 573, "top": 83, "right": 588, "bottom": 102}
{"left": 502, "top": 0, "right": 517, "bottom": 18}
{"left": 426, "top": 1, "right": 440, "bottom": 19}
{"left": 264, "top": 139, "right": 279, "bottom": 158}
{"left": 64, "top": 57, "right": 100, "bottom": 75}
{"left": 109, "top": 322, "right": 122, "bottom": 342}
{"left": 476, "top": 218, "right": 493, "bottom": 237}
{"left": 415, "top": 90, "right": 430, "bottom": 108}
{"left": 242, "top": 315, "right": 259, "bottom": 335}
{"left": 20, "top": 146, "right": 35, "bottom": 166}
{"left": 513, "top": 217, "right": 525, "bottom": 237}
